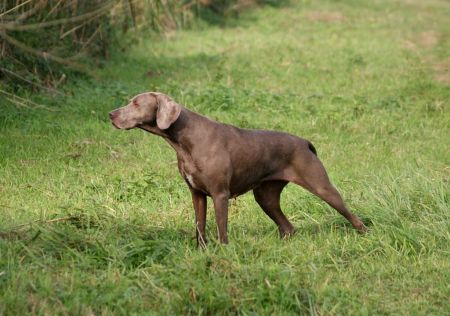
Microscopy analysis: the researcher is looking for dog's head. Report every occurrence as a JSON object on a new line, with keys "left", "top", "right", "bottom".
{"left": 109, "top": 92, "right": 181, "bottom": 130}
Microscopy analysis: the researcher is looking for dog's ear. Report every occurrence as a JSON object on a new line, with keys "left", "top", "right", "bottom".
{"left": 156, "top": 94, "right": 181, "bottom": 130}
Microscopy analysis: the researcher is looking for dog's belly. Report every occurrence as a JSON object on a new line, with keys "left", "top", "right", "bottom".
{"left": 229, "top": 170, "right": 288, "bottom": 198}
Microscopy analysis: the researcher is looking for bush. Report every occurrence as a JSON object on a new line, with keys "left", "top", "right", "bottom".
{"left": 0, "top": 0, "right": 285, "bottom": 91}
{"left": 0, "top": 0, "right": 115, "bottom": 90}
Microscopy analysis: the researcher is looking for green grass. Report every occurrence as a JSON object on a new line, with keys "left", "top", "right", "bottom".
{"left": 1, "top": 0, "right": 449, "bottom": 314}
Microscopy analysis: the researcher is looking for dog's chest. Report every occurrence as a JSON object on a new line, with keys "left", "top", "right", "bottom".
{"left": 177, "top": 155, "right": 204, "bottom": 192}
{"left": 182, "top": 169, "right": 203, "bottom": 191}
{"left": 185, "top": 173, "right": 196, "bottom": 188}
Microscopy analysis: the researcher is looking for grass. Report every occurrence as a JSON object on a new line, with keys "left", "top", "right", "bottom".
{"left": 1, "top": 0, "right": 449, "bottom": 314}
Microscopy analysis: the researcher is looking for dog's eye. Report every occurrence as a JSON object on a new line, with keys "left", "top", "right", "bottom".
{"left": 133, "top": 100, "right": 139, "bottom": 108}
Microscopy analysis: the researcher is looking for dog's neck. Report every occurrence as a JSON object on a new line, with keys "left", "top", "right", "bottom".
{"left": 138, "top": 107, "right": 200, "bottom": 153}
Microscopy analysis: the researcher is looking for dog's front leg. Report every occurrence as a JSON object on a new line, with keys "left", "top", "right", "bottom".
{"left": 191, "top": 190, "right": 207, "bottom": 248}
{"left": 212, "top": 192, "right": 230, "bottom": 244}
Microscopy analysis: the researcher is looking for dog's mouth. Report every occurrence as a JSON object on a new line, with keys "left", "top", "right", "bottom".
{"left": 111, "top": 120, "right": 122, "bottom": 129}
{"left": 111, "top": 120, "right": 136, "bottom": 130}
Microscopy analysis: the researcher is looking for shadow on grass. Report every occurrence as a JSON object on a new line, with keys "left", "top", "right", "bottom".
{"left": 192, "top": 0, "right": 291, "bottom": 27}
{"left": 0, "top": 213, "right": 192, "bottom": 270}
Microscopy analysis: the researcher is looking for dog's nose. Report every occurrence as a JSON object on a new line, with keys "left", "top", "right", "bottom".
{"left": 109, "top": 111, "right": 116, "bottom": 119}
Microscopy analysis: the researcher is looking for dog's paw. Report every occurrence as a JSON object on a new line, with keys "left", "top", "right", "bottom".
{"left": 356, "top": 223, "right": 369, "bottom": 234}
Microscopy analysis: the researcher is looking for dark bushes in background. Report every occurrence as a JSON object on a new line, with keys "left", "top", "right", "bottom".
{"left": 0, "top": 0, "right": 115, "bottom": 91}
{"left": 0, "top": 0, "right": 286, "bottom": 92}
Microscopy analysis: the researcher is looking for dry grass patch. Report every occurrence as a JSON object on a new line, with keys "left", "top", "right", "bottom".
{"left": 433, "top": 58, "right": 450, "bottom": 85}
{"left": 403, "top": 30, "right": 440, "bottom": 51}
{"left": 304, "top": 11, "right": 346, "bottom": 22}
{"left": 418, "top": 31, "right": 439, "bottom": 48}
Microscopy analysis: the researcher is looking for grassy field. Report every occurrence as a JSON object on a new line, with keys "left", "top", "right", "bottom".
{"left": 1, "top": 0, "right": 449, "bottom": 314}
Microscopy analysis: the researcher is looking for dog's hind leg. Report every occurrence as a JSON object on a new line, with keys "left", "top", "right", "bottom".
{"left": 253, "top": 180, "right": 295, "bottom": 238}
{"left": 291, "top": 153, "right": 367, "bottom": 233}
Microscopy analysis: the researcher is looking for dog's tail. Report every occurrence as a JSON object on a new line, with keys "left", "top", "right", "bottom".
{"left": 307, "top": 141, "right": 317, "bottom": 156}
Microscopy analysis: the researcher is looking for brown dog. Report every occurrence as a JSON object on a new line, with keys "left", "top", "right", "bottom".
{"left": 109, "top": 92, "right": 367, "bottom": 246}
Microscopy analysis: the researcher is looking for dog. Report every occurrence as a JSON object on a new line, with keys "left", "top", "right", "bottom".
{"left": 109, "top": 92, "right": 367, "bottom": 246}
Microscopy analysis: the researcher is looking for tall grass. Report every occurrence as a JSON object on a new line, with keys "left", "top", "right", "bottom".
{"left": 0, "top": 0, "right": 115, "bottom": 90}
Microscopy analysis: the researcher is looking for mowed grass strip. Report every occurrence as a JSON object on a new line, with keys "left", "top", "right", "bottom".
{"left": 1, "top": 0, "right": 449, "bottom": 314}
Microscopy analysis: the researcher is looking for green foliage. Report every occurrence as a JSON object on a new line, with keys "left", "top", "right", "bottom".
{"left": 1, "top": 0, "right": 450, "bottom": 314}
